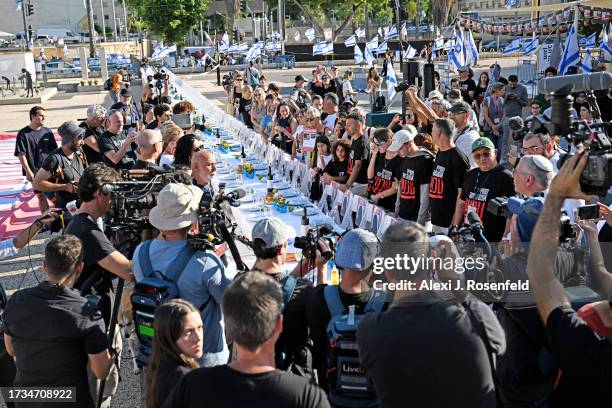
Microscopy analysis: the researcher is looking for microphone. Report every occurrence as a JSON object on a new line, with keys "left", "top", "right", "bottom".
{"left": 537, "top": 72, "right": 612, "bottom": 94}
{"left": 508, "top": 116, "right": 524, "bottom": 132}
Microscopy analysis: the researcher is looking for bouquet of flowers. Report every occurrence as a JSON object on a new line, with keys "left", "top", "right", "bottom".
{"left": 218, "top": 140, "right": 230, "bottom": 153}
{"left": 273, "top": 193, "right": 288, "bottom": 213}
{"left": 241, "top": 162, "right": 255, "bottom": 178}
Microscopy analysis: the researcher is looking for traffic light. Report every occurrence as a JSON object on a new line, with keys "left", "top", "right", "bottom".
{"left": 26, "top": 2, "right": 34, "bottom": 16}
{"left": 233, "top": 29, "right": 239, "bottom": 42}
{"left": 240, "top": 1, "right": 246, "bottom": 12}
{"left": 27, "top": 25, "right": 33, "bottom": 41}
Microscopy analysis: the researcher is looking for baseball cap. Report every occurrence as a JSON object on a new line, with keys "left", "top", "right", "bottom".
{"left": 450, "top": 101, "right": 471, "bottom": 114}
{"left": 428, "top": 90, "right": 444, "bottom": 100}
{"left": 335, "top": 229, "right": 379, "bottom": 270}
{"left": 508, "top": 196, "right": 545, "bottom": 242}
{"left": 252, "top": 217, "right": 294, "bottom": 248}
{"left": 294, "top": 74, "right": 306, "bottom": 82}
{"left": 120, "top": 88, "right": 132, "bottom": 97}
{"left": 149, "top": 183, "right": 203, "bottom": 231}
{"left": 388, "top": 129, "right": 415, "bottom": 151}
{"left": 58, "top": 121, "right": 85, "bottom": 145}
{"left": 471, "top": 137, "right": 495, "bottom": 152}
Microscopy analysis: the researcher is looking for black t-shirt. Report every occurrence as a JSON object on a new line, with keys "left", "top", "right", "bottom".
{"left": 306, "top": 284, "right": 388, "bottom": 392}
{"left": 146, "top": 119, "right": 159, "bottom": 130}
{"left": 79, "top": 121, "right": 104, "bottom": 164}
{"left": 397, "top": 152, "right": 435, "bottom": 221}
{"left": 133, "top": 159, "right": 159, "bottom": 170}
{"left": 3, "top": 282, "right": 108, "bottom": 408}
{"left": 429, "top": 147, "right": 469, "bottom": 227}
{"left": 239, "top": 97, "right": 253, "bottom": 128}
{"left": 155, "top": 356, "right": 192, "bottom": 408}
{"left": 368, "top": 154, "right": 401, "bottom": 211}
{"left": 40, "top": 148, "right": 85, "bottom": 209}
{"left": 323, "top": 159, "right": 349, "bottom": 183}
{"left": 460, "top": 78, "right": 477, "bottom": 104}
{"left": 98, "top": 130, "right": 136, "bottom": 170}
{"left": 546, "top": 307, "right": 612, "bottom": 407}
{"left": 597, "top": 93, "right": 612, "bottom": 122}
{"left": 460, "top": 165, "right": 515, "bottom": 242}
{"left": 162, "top": 365, "right": 329, "bottom": 408}
{"left": 64, "top": 213, "right": 116, "bottom": 291}
{"left": 311, "top": 83, "right": 336, "bottom": 99}
{"left": 474, "top": 83, "right": 489, "bottom": 102}
{"left": 14, "top": 125, "right": 57, "bottom": 175}
{"left": 357, "top": 293, "right": 505, "bottom": 408}
{"left": 347, "top": 136, "right": 370, "bottom": 184}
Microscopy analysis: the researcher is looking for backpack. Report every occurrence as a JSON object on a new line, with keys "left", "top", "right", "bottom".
{"left": 103, "top": 77, "right": 112, "bottom": 91}
{"left": 131, "top": 240, "right": 198, "bottom": 367}
{"left": 324, "top": 285, "right": 386, "bottom": 408}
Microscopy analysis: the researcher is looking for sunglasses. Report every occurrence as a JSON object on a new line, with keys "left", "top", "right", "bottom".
{"left": 473, "top": 151, "right": 492, "bottom": 160}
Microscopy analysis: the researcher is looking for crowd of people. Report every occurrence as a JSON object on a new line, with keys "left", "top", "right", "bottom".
{"left": 0, "top": 58, "right": 610, "bottom": 408}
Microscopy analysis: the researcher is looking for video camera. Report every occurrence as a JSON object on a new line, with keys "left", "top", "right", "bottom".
{"left": 535, "top": 72, "right": 612, "bottom": 197}
{"left": 294, "top": 225, "right": 336, "bottom": 260}
{"left": 222, "top": 72, "right": 235, "bottom": 89}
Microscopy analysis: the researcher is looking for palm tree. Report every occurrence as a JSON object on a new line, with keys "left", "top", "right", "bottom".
{"left": 431, "top": 0, "right": 454, "bottom": 28}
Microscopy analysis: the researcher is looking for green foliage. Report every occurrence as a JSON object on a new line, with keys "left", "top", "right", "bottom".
{"left": 125, "top": 0, "right": 209, "bottom": 45}
{"left": 406, "top": 1, "right": 417, "bottom": 20}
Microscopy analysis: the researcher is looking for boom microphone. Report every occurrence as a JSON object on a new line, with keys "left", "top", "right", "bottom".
{"left": 537, "top": 72, "right": 612, "bottom": 94}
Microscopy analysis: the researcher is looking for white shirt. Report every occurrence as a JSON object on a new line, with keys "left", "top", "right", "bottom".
{"left": 454, "top": 126, "right": 480, "bottom": 168}
{"left": 342, "top": 80, "right": 354, "bottom": 98}
{"left": 159, "top": 154, "right": 174, "bottom": 167}
{"left": 323, "top": 113, "right": 337, "bottom": 131}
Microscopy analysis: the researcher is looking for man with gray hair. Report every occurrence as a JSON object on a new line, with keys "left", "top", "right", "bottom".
{"left": 514, "top": 155, "right": 554, "bottom": 197}
{"left": 357, "top": 220, "right": 505, "bottom": 408}
{"left": 163, "top": 272, "right": 329, "bottom": 408}
{"left": 134, "top": 129, "right": 163, "bottom": 169}
{"left": 80, "top": 105, "right": 107, "bottom": 164}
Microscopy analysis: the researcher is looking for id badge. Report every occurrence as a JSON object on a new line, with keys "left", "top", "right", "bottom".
{"left": 125, "top": 116, "right": 132, "bottom": 126}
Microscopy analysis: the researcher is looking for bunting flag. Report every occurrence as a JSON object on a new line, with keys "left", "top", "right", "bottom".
{"left": 386, "top": 59, "right": 397, "bottom": 101}
{"left": 449, "top": 28, "right": 466, "bottom": 70}
{"left": 403, "top": 44, "right": 417, "bottom": 59}
{"left": 559, "top": 10, "right": 579, "bottom": 74}
{"left": 522, "top": 37, "right": 539, "bottom": 56}
{"left": 354, "top": 45, "right": 364, "bottom": 64}
{"left": 344, "top": 34, "right": 357, "bottom": 48}
{"left": 579, "top": 49, "right": 593, "bottom": 72}
{"left": 355, "top": 27, "right": 366, "bottom": 38}
{"left": 601, "top": 25, "right": 612, "bottom": 61}
{"left": 502, "top": 36, "right": 522, "bottom": 55}
{"left": 384, "top": 26, "right": 398, "bottom": 41}
{"left": 376, "top": 40, "right": 388, "bottom": 55}
{"left": 305, "top": 28, "right": 316, "bottom": 41}
{"left": 465, "top": 29, "right": 479, "bottom": 66}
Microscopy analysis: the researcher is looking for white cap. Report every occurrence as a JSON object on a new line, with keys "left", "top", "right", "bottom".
{"left": 388, "top": 129, "right": 416, "bottom": 151}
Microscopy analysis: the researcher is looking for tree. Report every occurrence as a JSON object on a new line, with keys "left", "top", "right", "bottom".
{"left": 125, "top": 0, "right": 209, "bottom": 45}
{"left": 406, "top": 1, "right": 417, "bottom": 21}
{"left": 431, "top": 0, "right": 453, "bottom": 28}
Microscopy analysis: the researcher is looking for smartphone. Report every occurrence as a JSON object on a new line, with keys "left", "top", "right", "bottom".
{"left": 577, "top": 204, "right": 600, "bottom": 220}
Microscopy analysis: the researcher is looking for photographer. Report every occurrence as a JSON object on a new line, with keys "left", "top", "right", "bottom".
{"left": 98, "top": 110, "right": 138, "bottom": 170}
{"left": 33, "top": 121, "right": 87, "bottom": 217}
{"left": 110, "top": 89, "right": 141, "bottom": 130}
{"left": 339, "top": 111, "right": 370, "bottom": 196}
{"left": 288, "top": 75, "right": 310, "bottom": 113}
{"left": 249, "top": 218, "right": 319, "bottom": 377}
{"left": 79, "top": 105, "right": 106, "bottom": 164}
{"left": 525, "top": 152, "right": 611, "bottom": 406}
{"left": 133, "top": 183, "right": 231, "bottom": 367}
{"left": 501, "top": 75, "right": 528, "bottom": 165}
{"left": 64, "top": 163, "right": 134, "bottom": 323}
{"left": 134, "top": 129, "right": 163, "bottom": 169}
{"left": 454, "top": 138, "right": 515, "bottom": 242}
{"left": 3, "top": 235, "right": 114, "bottom": 408}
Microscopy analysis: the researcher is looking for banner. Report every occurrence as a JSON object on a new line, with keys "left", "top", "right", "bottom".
{"left": 538, "top": 42, "right": 554, "bottom": 74}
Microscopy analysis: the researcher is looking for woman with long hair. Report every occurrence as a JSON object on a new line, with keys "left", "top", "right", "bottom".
{"left": 173, "top": 134, "right": 202, "bottom": 169}
{"left": 146, "top": 299, "right": 203, "bottom": 408}
{"left": 322, "top": 140, "right": 351, "bottom": 185}
{"left": 238, "top": 85, "right": 254, "bottom": 128}
{"left": 273, "top": 102, "right": 297, "bottom": 154}
{"left": 474, "top": 71, "right": 490, "bottom": 108}
{"left": 159, "top": 122, "right": 184, "bottom": 166}
{"left": 250, "top": 87, "right": 267, "bottom": 132}
{"left": 342, "top": 70, "right": 358, "bottom": 106}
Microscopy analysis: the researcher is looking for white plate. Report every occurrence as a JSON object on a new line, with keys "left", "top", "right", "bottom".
{"left": 288, "top": 197, "right": 309, "bottom": 206}
{"left": 282, "top": 190, "right": 299, "bottom": 198}
{"left": 274, "top": 182, "right": 291, "bottom": 190}
{"left": 239, "top": 196, "right": 256, "bottom": 203}
{"left": 253, "top": 164, "right": 267, "bottom": 171}
{"left": 290, "top": 206, "right": 318, "bottom": 216}
{"left": 241, "top": 204, "right": 263, "bottom": 212}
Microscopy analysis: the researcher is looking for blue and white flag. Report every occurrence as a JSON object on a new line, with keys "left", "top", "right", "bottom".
{"left": 433, "top": 35, "right": 445, "bottom": 51}
{"left": 403, "top": 44, "right": 417, "bottom": 59}
{"left": 376, "top": 40, "right": 388, "bottom": 55}
{"left": 265, "top": 41, "right": 282, "bottom": 52}
{"left": 354, "top": 45, "right": 364, "bottom": 64}
{"left": 246, "top": 42, "right": 263, "bottom": 61}
{"left": 465, "top": 29, "right": 479, "bottom": 66}
{"left": 448, "top": 28, "right": 466, "bottom": 70}
{"left": 559, "top": 12, "right": 579, "bottom": 74}
{"left": 305, "top": 28, "right": 316, "bottom": 41}
{"left": 63, "top": 43, "right": 69, "bottom": 55}
{"left": 367, "top": 37, "right": 379, "bottom": 51}
{"left": 505, "top": 0, "right": 521, "bottom": 9}
{"left": 344, "top": 34, "right": 357, "bottom": 47}
{"left": 400, "top": 22, "right": 407, "bottom": 39}
{"left": 386, "top": 60, "right": 397, "bottom": 101}
{"left": 355, "top": 27, "right": 366, "bottom": 38}
{"left": 151, "top": 43, "right": 176, "bottom": 60}
{"left": 313, "top": 41, "right": 333, "bottom": 56}
{"left": 222, "top": 32, "right": 229, "bottom": 44}
{"left": 364, "top": 42, "right": 374, "bottom": 66}
{"left": 523, "top": 37, "right": 539, "bottom": 56}
{"left": 584, "top": 32, "right": 596, "bottom": 49}
{"left": 218, "top": 40, "right": 229, "bottom": 52}
{"left": 384, "top": 26, "right": 398, "bottom": 41}
{"left": 579, "top": 50, "right": 593, "bottom": 72}
{"left": 293, "top": 31, "right": 301, "bottom": 41}
{"left": 601, "top": 25, "right": 612, "bottom": 61}
{"left": 502, "top": 36, "right": 522, "bottom": 55}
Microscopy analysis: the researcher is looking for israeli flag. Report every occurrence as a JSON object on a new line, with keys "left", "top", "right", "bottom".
{"left": 386, "top": 60, "right": 397, "bottom": 101}
{"left": 218, "top": 40, "right": 229, "bottom": 52}
{"left": 305, "top": 28, "right": 316, "bottom": 41}
{"left": 376, "top": 40, "right": 388, "bottom": 55}
{"left": 355, "top": 27, "right": 366, "bottom": 38}
{"left": 579, "top": 50, "right": 593, "bottom": 72}
{"left": 151, "top": 44, "right": 176, "bottom": 60}
{"left": 354, "top": 45, "right": 364, "bottom": 64}
{"left": 502, "top": 36, "right": 522, "bottom": 55}
{"left": 222, "top": 32, "right": 229, "bottom": 44}
{"left": 584, "top": 32, "right": 596, "bottom": 49}
{"left": 601, "top": 26, "right": 612, "bottom": 61}
{"left": 344, "top": 34, "right": 357, "bottom": 48}
{"left": 367, "top": 37, "right": 379, "bottom": 51}
{"left": 559, "top": 12, "right": 579, "bottom": 75}
{"left": 465, "top": 30, "right": 479, "bottom": 66}
{"left": 400, "top": 22, "right": 407, "bottom": 38}
{"left": 313, "top": 41, "right": 333, "bottom": 56}
{"left": 265, "top": 41, "right": 282, "bottom": 52}
{"left": 433, "top": 36, "right": 445, "bottom": 51}
{"left": 523, "top": 37, "right": 539, "bottom": 56}
{"left": 449, "top": 28, "right": 466, "bottom": 70}
{"left": 505, "top": 0, "right": 521, "bottom": 9}
{"left": 403, "top": 44, "right": 417, "bottom": 59}
{"left": 384, "top": 26, "right": 398, "bottom": 41}
{"left": 364, "top": 43, "right": 375, "bottom": 66}
{"left": 246, "top": 42, "right": 263, "bottom": 62}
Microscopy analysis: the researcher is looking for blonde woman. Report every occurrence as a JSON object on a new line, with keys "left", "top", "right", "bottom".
{"left": 159, "top": 122, "right": 184, "bottom": 166}
{"left": 250, "top": 87, "right": 267, "bottom": 132}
